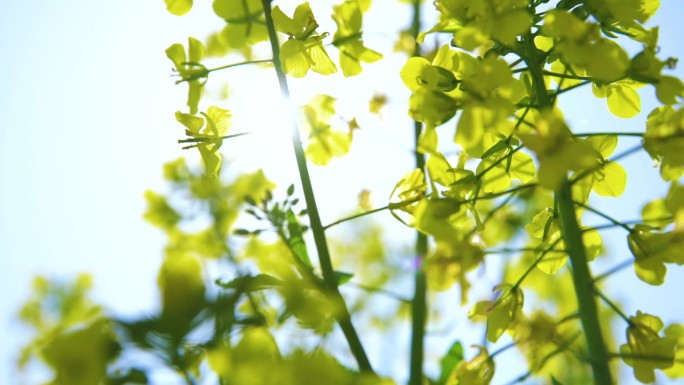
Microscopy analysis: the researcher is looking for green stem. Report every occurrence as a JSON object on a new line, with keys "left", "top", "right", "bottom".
{"left": 348, "top": 282, "right": 412, "bottom": 303}
{"left": 575, "top": 202, "right": 633, "bottom": 232}
{"left": 408, "top": 1, "right": 427, "bottom": 384}
{"left": 178, "top": 132, "right": 251, "bottom": 144}
{"left": 573, "top": 132, "right": 643, "bottom": 137}
{"left": 557, "top": 183, "right": 613, "bottom": 384}
{"left": 323, "top": 196, "right": 424, "bottom": 230}
{"left": 593, "top": 287, "right": 633, "bottom": 326}
{"left": 323, "top": 206, "right": 390, "bottom": 231}
{"left": 608, "top": 353, "right": 684, "bottom": 363}
{"left": 524, "top": 33, "right": 614, "bottom": 384}
{"left": 592, "top": 259, "right": 634, "bottom": 283}
{"left": 467, "top": 193, "right": 517, "bottom": 238}
{"left": 542, "top": 70, "right": 592, "bottom": 81}
{"left": 207, "top": 59, "right": 273, "bottom": 74}
{"left": 484, "top": 247, "right": 540, "bottom": 255}
{"left": 570, "top": 144, "right": 643, "bottom": 185}
{"left": 464, "top": 183, "right": 537, "bottom": 203}
{"left": 554, "top": 80, "right": 591, "bottom": 96}
{"left": 512, "top": 237, "right": 563, "bottom": 291}
{"left": 260, "top": 0, "right": 373, "bottom": 373}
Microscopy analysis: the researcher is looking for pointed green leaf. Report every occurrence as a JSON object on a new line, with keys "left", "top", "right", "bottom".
{"left": 286, "top": 209, "right": 312, "bottom": 270}
{"left": 439, "top": 341, "right": 464, "bottom": 385}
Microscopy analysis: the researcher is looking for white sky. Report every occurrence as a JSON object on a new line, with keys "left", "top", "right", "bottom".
{"left": 0, "top": 0, "right": 683, "bottom": 384}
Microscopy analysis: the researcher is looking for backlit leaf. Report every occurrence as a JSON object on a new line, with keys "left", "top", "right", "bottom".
{"left": 164, "top": 0, "right": 192, "bottom": 16}
{"left": 470, "top": 284, "right": 524, "bottom": 343}
{"left": 438, "top": 341, "right": 464, "bottom": 385}
{"left": 607, "top": 83, "right": 641, "bottom": 118}
{"left": 620, "top": 311, "right": 677, "bottom": 383}
{"left": 592, "top": 162, "right": 627, "bottom": 197}
{"left": 656, "top": 76, "right": 684, "bottom": 105}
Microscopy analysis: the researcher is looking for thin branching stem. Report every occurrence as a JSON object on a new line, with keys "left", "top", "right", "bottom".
{"left": 503, "top": 332, "right": 582, "bottom": 385}
{"left": 512, "top": 238, "right": 562, "bottom": 291}
{"left": 207, "top": 59, "right": 273, "bottom": 74}
{"left": 467, "top": 193, "right": 518, "bottom": 238}
{"left": 178, "top": 132, "right": 251, "bottom": 144}
{"left": 347, "top": 282, "right": 412, "bottom": 303}
{"left": 573, "top": 132, "right": 643, "bottom": 137}
{"left": 592, "top": 260, "right": 634, "bottom": 283}
{"left": 323, "top": 206, "right": 390, "bottom": 231}
{"left": 570, "top": 143, "right": 643, "bottom": 185}
{"left": 542, "top": 70, "right": 592, "bottom": 81}
{"left": 484, "top": 247, "right": 541, "bottom": 255}
{"left": 575, "top": 202, "right": 633, "bottom": 232}
{"left": 323, "top": 196, "right": 423, "bottom": 230}
{"left": 593, "top": 287, "right": 634, "bottom": 326}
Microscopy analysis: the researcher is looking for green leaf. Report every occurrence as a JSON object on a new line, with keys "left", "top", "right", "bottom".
{"left": 308, "top": 41, "right": 338, "bottom": 75}
{"left": 299, "top": 95, "right": 351, "bottom": 166}
{"left": 198, "top": 144, "right": 222, "bottom": 177}
{"left": 165, "top": 43, "right": 186, "bottom": 69}
{"left": 390, "top": 168, "right": 427, "bottom": 214}
{"left": 586, "top": 135, "right": 618, "bottom": 159}
{"left": 607, "top": 83, "right": 641, "bottom": 118}
{"left": 332, "top": 1, "right": 382, "bottom": 77}
{"left": 272, "top": 3, "right": 336, "bottom": 77}
{"left": 427, "top": 153, "right": 456, "bottom": 187}
{"left": 338, "top": 41, "right": 382, "bottom": 77}
{"left": 439, "top": 341, "right": 464, "bottom": 385}
{"left": 202, "top": 105, "right": 232, "bottom": 138}
{"left": 621, "top": 311, "right": 677, "bottom": 383}
{"left": 656, "top": 76, "right": 684, "bottom": 105}
{"left": 272, "top": 3, "right": 316, "bottom": 39}
{"left": 187, "top": 80, "right": 203, "bottom": 115}
{"left": 334, "top": 271, "right": 354, "bottom": 285}
{"left": 280, "top": 39, "right": 312, "bottom": 78}
{"left": 216, "top": 274, "right": 284, "bottom": 292}
{"left": 664, "top": 323, "right": 684, "bottom": 379}
{"left": 188, "top": 36, "right": 205, "bottom": 63}
{"left": 455, "top": 105, "right": 485, "bottom": 151}
{"left": 641, "top": 199, "right": 672, "bottom": 228}
{"left": 42, "top": 318, "right": 119, "bottom": 385}
{"left": 413, "top": 198, "right": 461, "bottom": 239}
{"left": 143, "top": 190, "right": 181, "bottom": 231}
{"left": 628, "top": 225, "right": 684, "bottom": 285}
{"left": 175, "top": 111, "right": 204, "bottom": 135}
{"left": 409, "top": 88, "right": 457, "bottom": 127}
{"left": 424, "top": 238, "right": 484, "bottom": 302}
{"left": 164, "top": 0, "right": 192, "bottom": 16}
{"left": 592, "top": 162, "right": 627, "bottom": 197}
{"left": 470, "top": 284, "right": 524, "bottom": 343}
{"left": 286, "top": 209, "right": 312, "bottom": 270}
{"left": 158, "top": 250, "right": 206, "bottom": 323}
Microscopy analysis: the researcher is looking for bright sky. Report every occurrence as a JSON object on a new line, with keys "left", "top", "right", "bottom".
{"left": 0, "top": 1, "right": 683, "bottom": 384}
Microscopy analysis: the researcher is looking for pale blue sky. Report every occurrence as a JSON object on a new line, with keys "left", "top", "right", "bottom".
{"left": 0, "top": 1, "right": 683, "bottom": 384}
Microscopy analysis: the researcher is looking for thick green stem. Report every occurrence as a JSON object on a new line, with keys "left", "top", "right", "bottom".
{"left": 558, "top": 184, "right": 614, "bottom": 384}
{"left": 408, "top": 2, "right": 427, "bottom": 385}
{"left": 260, "top": 0, "right": 373, "bottom": 373}
{"left": 524, "top": 34, "right": 614, "bottom": 384}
